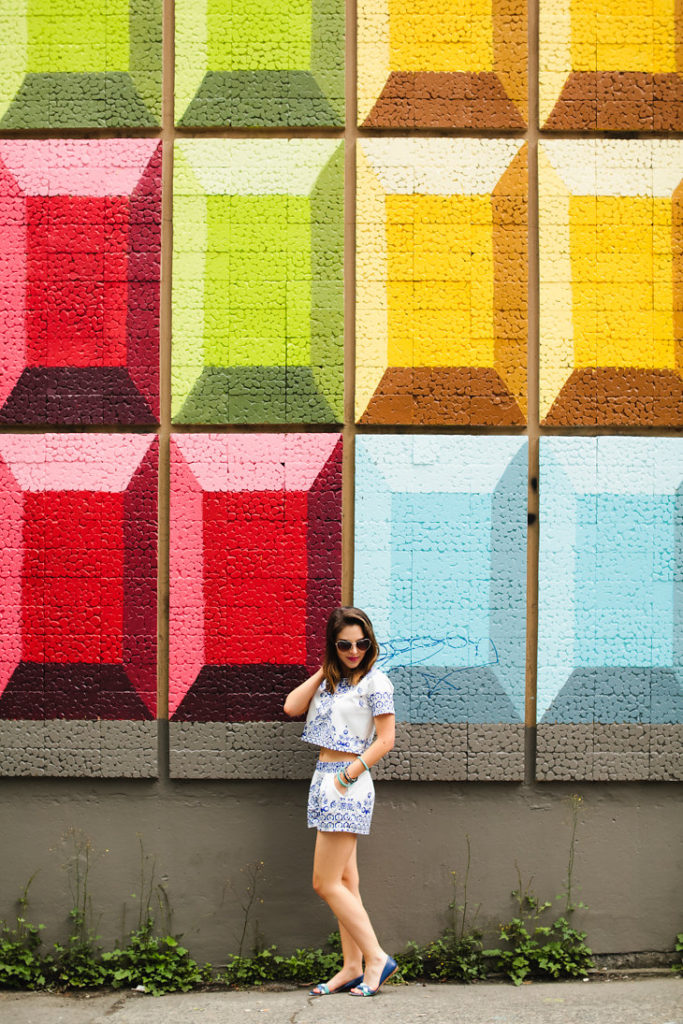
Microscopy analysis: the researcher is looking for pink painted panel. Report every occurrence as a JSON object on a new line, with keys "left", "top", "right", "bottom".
{"left": 0, "top": 434, "right": 153, "bottom": 491}
{"left": 169, "top": 433, "right": 343, "bottom": 724}
{"left": 175, "top": 433, "right": 342, "bottom": 492}
{"left": 0, "top": 140, "right": 161, "bottom": 197}
{"left": 0, "top": 157, "right": 25, "bottom": 408}
{"left": 169, "top": 439, "right": 205, "bottom": 717}
{"left": 0, "top": 455, "right": 23, "bottom": 696}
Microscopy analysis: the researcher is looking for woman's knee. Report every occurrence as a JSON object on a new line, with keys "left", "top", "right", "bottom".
{"left": 312, "top": 866, "right": 335, "bottom": 899}
{"left": 341, "top": 867, "right": 360, "bottom": 897}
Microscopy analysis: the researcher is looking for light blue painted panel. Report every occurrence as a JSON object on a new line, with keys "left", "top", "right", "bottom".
{"left": 354, "top": 435, "right": 527, "bottom": 724}
{"left": 538, "top": 437, "right": 683, "bottom": 725}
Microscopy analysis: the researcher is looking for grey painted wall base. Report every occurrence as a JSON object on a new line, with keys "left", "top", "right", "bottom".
{"left": 537, "top": 724, "right": 683, "bottom": 781}
{"left": 1, "top": 779, "right": 681, "bottom": 961}
{"left": 0, "top": 721, "right": 158, "bottom": 777}
{"left": 169, "top": 722, "right": 524, "bottom": 781}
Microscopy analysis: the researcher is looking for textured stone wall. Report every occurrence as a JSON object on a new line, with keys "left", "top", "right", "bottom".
{"left": 0, "top": 0, "right": 681, "bottom": 787}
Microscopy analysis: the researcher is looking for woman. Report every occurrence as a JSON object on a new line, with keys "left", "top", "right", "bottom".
{"left": 283, "top": 606, "right": 397, "bottom": 998}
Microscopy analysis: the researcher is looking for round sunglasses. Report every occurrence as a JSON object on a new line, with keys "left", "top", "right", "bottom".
{"left": 335, "top": 638, "right": 372, "bottom": 653}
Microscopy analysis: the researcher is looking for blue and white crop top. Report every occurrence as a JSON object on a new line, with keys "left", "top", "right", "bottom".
{"left": 301, "top": 665, "right": 395, "bottom": 755}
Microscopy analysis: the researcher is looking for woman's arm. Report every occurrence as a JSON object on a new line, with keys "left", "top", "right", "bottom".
{"left": 345, "top": 714, "right": 395, "bottom": 781}
{"left": 283, "top": 666, "right": 325, "bottom": 717}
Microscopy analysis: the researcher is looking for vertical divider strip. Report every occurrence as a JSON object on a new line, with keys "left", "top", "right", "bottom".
{"left": 157, "top": 0, "right": 176, "bottom": 776}
{"left": 525, "top": 0, "right": 541, "bottom": 783}
{"left": 342, "top": 0, "right": 359, "bottom": 605}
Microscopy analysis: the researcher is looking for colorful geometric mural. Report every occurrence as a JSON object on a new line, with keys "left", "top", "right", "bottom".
{"left": 2, "top": 0, "right": 682, "bottom": 793}
{"left": 0, "top": 0, "right": 162, "bottom": 128}
{"left": 354, "top": 435, "right": 527, "bottom": 781}
{"left": 0, "top": 434, "right": 157, "bottom": 777}
{"left": 539, "top": 139, "right": 683, "bottom": 426}
{"left": 0, "top": 140, "right": 161, "bottom": 425}
{"left": 540, "top": 0, "right": 683, "bottom": 130}
{"left": 169, "top": 433, "right": 341, "bottom": 778}
{"left": 538, "top": 437, "right": 683, "bottom": 781}
{"left": 172, "top": 140, "right": 344, "bottom": 425}
{"left": 175, "top": 0, "right": 344, "bottom": 127}
{"left": 356, "top": 139, "right": 527, "bottom": 426}
{"left": 358, "top": 0, "right": 527, "bottom": 127}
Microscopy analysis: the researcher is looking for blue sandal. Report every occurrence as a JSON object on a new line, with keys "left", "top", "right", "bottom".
{"left": 349, "top": 955, "right": 398, "bottom": 997}
{"left": 309, "top": 974, "right": 363, "bottom": 996}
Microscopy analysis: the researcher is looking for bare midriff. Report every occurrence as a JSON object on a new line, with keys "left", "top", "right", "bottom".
{"left": 318, "top": 747, "right": 358, "bottom": 762}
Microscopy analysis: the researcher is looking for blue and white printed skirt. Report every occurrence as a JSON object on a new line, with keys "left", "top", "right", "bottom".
{"left": 307, "top": 761, "right": 375, "bottom": 835}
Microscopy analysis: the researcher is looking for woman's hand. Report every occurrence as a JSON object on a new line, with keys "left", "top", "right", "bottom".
{"left": 332, "top": 773, "right": 346, "bottom": 795}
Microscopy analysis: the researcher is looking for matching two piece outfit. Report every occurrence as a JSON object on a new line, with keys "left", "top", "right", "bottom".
{"left": 301, "top": 665, "right": 395, "bottom": 835}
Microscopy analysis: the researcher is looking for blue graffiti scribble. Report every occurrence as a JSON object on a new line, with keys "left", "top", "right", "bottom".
{"left": 376, "top": 633, "right": 499, "bottom": 698}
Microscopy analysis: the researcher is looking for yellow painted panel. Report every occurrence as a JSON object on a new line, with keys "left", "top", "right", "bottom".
{"left": 570, "top": 196, "right": 674, "bottom": 369}
{"left": 385, "top": 194, "right": 494, "bottom": 367}
{"left": 355, "top": 146, "right": 389, "bottom": 419}
{"left": 570, "top": 0, "right": 675, "bottom": 72}
{"left": 389, "top": 0, "right": 494, "bottom": 71}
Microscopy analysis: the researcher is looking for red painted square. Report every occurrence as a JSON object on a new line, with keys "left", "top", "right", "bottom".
{"left": 26, "top": 196, "right": 129, "bottom": 368}
{"left": 203, "top": 491, "right": 308, "bottom": 664}
{"left": 22, "top": 491, "right": 124, "bottom": 663}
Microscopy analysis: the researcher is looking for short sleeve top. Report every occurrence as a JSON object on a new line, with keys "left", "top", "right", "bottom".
{"left": 300, "top": 665, "right": 395, "bottom": 755}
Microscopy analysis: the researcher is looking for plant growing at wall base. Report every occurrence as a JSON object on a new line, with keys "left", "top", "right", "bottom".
{"left": 559, "top": 794, "right": 587, "bottom": 914}
{"left": 235, "top": 861, "right": 266, "bottom": 958}
{"left": 485, "top": 797, "right": 593, "bottom": 985}
{"left": 101, "top": 837, "right": 213, "bottom": 995}
{"left": 0, "top": 877, "right": 51, "bottom": 990}
{"left": 50, "top": 830, "right": 107, "bottom": 989}
{"left": 102, "top": 920, "right": 212, "bottom": 996}
{"left": 221, "top": 932, "right": 343, "bottom": 988}
{"left": 488, "top": 906, "right": 593, "bottom": 985}
{"left": 395, "top": 836, "right": 489, "bottom": 983}
{"left": 672, "top": 933, "right": 683, "bottom": 973}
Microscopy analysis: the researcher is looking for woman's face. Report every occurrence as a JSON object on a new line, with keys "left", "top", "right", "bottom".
{"left": 335, "top": 623, "right": 368, "bottom": 674}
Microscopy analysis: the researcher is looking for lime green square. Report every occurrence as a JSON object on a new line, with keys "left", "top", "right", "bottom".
{"left": 204, "top": 194, "right": 312, "bottom": 368}
{"left": 27, "top": 0, "right": 129, "bottom": 72}
{"left": 207, "top": 0, "right": 311, "bottom": 71}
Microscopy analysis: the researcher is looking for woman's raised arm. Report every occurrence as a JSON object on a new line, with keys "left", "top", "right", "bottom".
{"left": 283, "top": 666, "right": 325, "bottom": 717}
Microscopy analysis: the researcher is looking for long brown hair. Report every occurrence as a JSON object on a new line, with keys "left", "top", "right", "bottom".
{"left": 322, "top": 606, "right": 379, "bottom": 692}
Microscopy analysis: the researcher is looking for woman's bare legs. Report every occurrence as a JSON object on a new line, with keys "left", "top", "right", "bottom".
{"left": 337, "top": 842, "right": 363, "bottom": 977}
{"left": 313, "top": 837, "right": 363, "bottom": 989}
{"left": 312, "top": 830, "right": 389, "bottom": 991}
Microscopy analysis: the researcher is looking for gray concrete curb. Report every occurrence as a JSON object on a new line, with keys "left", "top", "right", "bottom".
{"left": 1, "top": 976, "right": 681, "bottom": 1024}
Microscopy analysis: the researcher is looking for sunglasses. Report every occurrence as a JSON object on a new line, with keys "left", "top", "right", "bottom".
{"left": 335, "top": 638, "right": 372, "bottom": 653}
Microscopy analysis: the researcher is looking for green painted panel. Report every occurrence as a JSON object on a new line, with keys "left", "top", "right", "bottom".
{"left": 310, "top": 145, "right": 344, "bottom": 418}
{"left": 0, "top": 72, "right": 158, "bottom": 127}
{"left": 26, "top": 0, "right": 129, "bottom": 73}
{"left": 129, "top": 0, "right": 163, "bottom": 121}
{"left": 174, "top": 367, "right": 338, "bottom": 424}
{"left": 177, "top": 70, "right": 342, "bottom": 127}
{"left": 172, "top": 139, "right": 343, "bottom": 424}
{"left": 203, "top": 194, "right": 312, "bottom": 369}
{"left": 311, "top": 0, "right": 344, "bottom": 121}
{"left": 0, "top": 0, "right": 161, "bottom": 127}
{"left": 206, "top": 0, "right": 311, "bottom": 71}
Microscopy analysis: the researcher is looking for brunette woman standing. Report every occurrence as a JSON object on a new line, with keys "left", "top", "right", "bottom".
{"left": 283, "top": 606, "right": 397, "bottom": 997}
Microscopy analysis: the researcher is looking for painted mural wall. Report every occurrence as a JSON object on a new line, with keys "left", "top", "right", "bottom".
{"left": 0, "top": 1, "right": 681, "bottom": 783}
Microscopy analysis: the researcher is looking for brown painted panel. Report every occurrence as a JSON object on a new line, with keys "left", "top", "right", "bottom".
{"left": 542, "top": 368, "right": 683, "bottom": 427}
{"left": 362, "top": 72, "right": 526, "bottom": 128}
{"left": 359, "top": 368, "right": 525, "bottom": 426}
{"left": 544, "top": 71, "right": 683, "bottom": 130}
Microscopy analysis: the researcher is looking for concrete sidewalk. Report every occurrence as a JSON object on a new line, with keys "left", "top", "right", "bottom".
{"left": 1, "top": 976, "right": 681, "bottom": 1024}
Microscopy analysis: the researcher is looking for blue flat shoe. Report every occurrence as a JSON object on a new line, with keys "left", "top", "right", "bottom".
{"left": 349, "top": 955, "right": 398, "bottom": 997}
{"left": 309, "top": 974, "right": 363, "bottom": 996}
